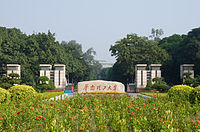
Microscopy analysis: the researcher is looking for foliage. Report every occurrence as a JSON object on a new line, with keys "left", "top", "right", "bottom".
{"left": 38, "top": 76, "right": 49, "bottom": 84}
{"left": 83, "top": 48, "right": 102, "bottom": 80}
{"left": 151, "top": 83, "right": 170, "bottom": 93}
{"left": 99, "top": 67, "right": 113, "bottom": 81}
{"left": 168, "top": 85, "right": 194, "bottom": 101}
{"left": 0, "top": 27, "right": 101, "bottom": 86}
{"left": 49, "top": 80, "right": 56, "bottom": 89}
{"left": 110, "top": 27, "right": 200, "bottom": 85}
{"left": 152, "top": 77, "right": 164, "bottom": 84}
{"left": 149, "top": 28, "right": 164, "bottom": 42}
{"left": 0, "top": 73, "right": 21, "bottom": 89}
{"left": 36, "top": 84, "right": 51, "bottom": 92}
{"left": 190, "top": 86, "right": 200, "bottom": 104}
{"left": 36, "top": 76, "right": 55, "bottom": 92}
{"left": 183, "top": 72, "right": 192, "bottom": 79}
{"left": 184, "top": 78, "right": 197, "bottom": 87}
{"left": 0, "top": 95, "right": 199, "bottom": 131}
{"left": 145, "top": 80, "right": 153, "bottom": 90}
{"left": 182, "top": 75, "right": 200, "bottom": 87}
{"left": 0, "top": 87, "right": 10, "bottom": 104}
{"left": 109, "top": 34, "right": 169, "bottom": 84}
{"left": 178, "top": 28, "right": 200, "bottom": 76}
{"left": 38, "top": 92, "right": 64, "bottom": 99}
{"left": 158, "top": 34, "right": 186, "bottom": 84}
{"left": 159, "top": 28, "right": 200, "bottom": 84}
{"left": 145, "top": 77, "right": 170, "bottom": 92}
{"left": 140, "top": 92, "right": 168, "bottom": 97}
{"left": 0, "top": 83, "right": 12, "bottom": 90}
{"left": 8, "top": 73, "right": 20, "bottom": 79}
{"left": 8, "top": 85, "right": 37, "bottom": 101}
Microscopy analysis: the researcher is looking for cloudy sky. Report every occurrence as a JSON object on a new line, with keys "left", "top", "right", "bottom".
{"left": 0, "top": 0, "right": 200, "bottom": 62}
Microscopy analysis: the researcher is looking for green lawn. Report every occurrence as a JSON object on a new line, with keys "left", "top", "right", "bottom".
{"left": 38, "top": 91, "right": 64, "bottom": 99}
{"left": 140, "top": 92, "right": 168, "bottom": 97}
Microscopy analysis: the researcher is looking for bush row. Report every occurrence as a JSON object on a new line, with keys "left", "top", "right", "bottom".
{"left": 0, "top": 85, "right": 37, "bottom": 104}
{"left": 168, "top": 85, "right": 200, "bottom": 104}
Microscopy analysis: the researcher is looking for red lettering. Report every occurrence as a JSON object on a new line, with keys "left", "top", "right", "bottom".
{"left": 108, "top": 85, "right": 112, "bottom": 90}
{"left": 97, "top": 85, "right": 101, "bottom": 90}
{"left": 90, "top": 85, "right": 95, "bottom": 91}
{"left": 103, "top": 86, "right": 106, "bottom": 90}
{"left": 84, "top": 84, "right": 88, "bottom": 91}
{"left": 113, "top": 85, "right": 117, "bottom": 91}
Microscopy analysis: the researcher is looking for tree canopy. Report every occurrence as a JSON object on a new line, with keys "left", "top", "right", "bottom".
{"left": 109, "top": 33, "right": 169, "bottom": 84}
{"left": 0, "top": 27, "right": 101, "bottom": 86}
{"left": 109, "top": 27, "right": 200, "bottom": 85}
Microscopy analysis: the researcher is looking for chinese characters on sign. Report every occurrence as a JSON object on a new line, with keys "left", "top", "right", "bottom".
{"left": 78, "top": 80, "right": 125, "bottom": 94}
{"left": 83, "top": 84, "right": 117, "bottom": 92}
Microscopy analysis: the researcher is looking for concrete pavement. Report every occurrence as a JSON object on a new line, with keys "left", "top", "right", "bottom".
{"left": 49, "top": 92, "right": 151, "bottom": 101}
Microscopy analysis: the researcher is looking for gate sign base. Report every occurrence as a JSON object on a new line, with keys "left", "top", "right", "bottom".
{"left": 78, "top": 80, "right": 125, "bottom": 94}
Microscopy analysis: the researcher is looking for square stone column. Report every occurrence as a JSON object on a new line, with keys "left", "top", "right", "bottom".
{"left": 39, "top": 64, "right": 52, "bottom": 81}
{"left": 7, "top": 64, "right": 21, "bottom": 78}
{"left": 135, "top": 64, "right": 147, "bottom": 89}
{"left": 180, "top": 64, "right": 194, "bottom": 82}
{"left": 54, "top": 64, "right": 66, "bottom": 89}
{"left": 149, "top": 64, "right": 162, "bottom": 80}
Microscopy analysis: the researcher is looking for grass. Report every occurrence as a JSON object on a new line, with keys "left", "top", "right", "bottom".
{"left": 38, "top": 91, "right": 64, "bottom": 99}
{"left": 140, "top": 92, "right": 168, "bottom": 97}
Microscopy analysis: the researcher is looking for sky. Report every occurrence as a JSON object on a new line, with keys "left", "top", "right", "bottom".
{"left": 0, "top": 0, "right": 200, "bottom": 62}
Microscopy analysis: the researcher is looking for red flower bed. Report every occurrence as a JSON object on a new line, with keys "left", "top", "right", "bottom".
{"left": 45, "top": 89, "right": 64, "bottom": 92}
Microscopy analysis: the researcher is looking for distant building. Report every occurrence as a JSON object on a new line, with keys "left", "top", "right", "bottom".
{"left": 135, "top": 64, "right": 147, "bottom": 89}
{"left": 99, "top": 60, "right": 114, "bottom": 69}
{"left": 135, "top": 64, "right": 162, "bottom": 89}
{"left": 7, "top": 64, "right": 21, "bottom": 78}
{"left": 180, "top": 64, "right": 194, "bottom": 82}
{"left": 39, "top": 64, "right": 52, "bottom": 80}
{"left": 149, "top": 64, "right": 162, "bottom": 80}
{"left": 40, "top": 64, "right": 66, "bottom": 89}
{"left": 54, "top": 64, "right": 66, "bottom": 89}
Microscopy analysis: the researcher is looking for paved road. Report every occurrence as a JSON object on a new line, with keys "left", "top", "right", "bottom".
{"left": 49, "top": 93, "right": 74, "bottom": 101}
{"left": 127, "top": 93, "right": 152, "bottom": 99}
{"left": 50, "top": 93, "right": 151, "bottom": 101}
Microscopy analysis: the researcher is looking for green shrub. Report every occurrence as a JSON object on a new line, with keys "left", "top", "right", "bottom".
{"left": 168, "top": 85, "right": 194, "bottom": 101}
{"left": 8, "top": 85, "right": 37, "bottom": 100}
{"left": 145, "top": 80, "right": 153, "bottom": 90}
{"left": 0, "top": 87, "right": 11, "bottom": 104}
{"left": 152, "top": 83, "right": 170, "bottom": 92}
{"left": 49, "top": 80, "right": 56, "bottom": 89}
{"left": 38, "top": 76, "right": 49, "bottom": 84}
{"left": 0, "top": 82, "right": 12, "bottom": 89}
{"left": 190, "top": 86, "right": 200, "bottom": 104}
{"left": 36, "top": 84, "right": 51, "bottom": 92}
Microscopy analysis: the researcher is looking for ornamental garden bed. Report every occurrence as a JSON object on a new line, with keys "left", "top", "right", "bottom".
{"left": 0, "top": 94, "right": 199, "bottom": 131}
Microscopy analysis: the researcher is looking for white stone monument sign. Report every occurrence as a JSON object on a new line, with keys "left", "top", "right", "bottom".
{"left": 78, "top": 80, "right": 125, "bottom": 94}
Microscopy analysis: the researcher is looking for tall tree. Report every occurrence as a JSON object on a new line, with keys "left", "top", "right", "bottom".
{"left": 83, "top": 48, "right": 102, "bottom": 80}
{"left": 0, "top": 27, "right": 100, "bottom": 86}
{"left": 158, "top": 34, "right": 186, "bottom": 84}
{"left": 110, "top": 34, "right": 169, "bottom": 84}
{"left": 178, "top": 28, "right": 200, "bottom": 76}
{"left": 149, "top": 28, "right": 164, "bottom": 42}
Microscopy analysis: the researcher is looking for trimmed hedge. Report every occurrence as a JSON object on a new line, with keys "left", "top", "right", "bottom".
{"left": 168, "top": 85, "right": 194, "bottom": 101}
{"left": 8, "top": 85, "right": 37, "bottom": 100}
{"left": 151, "top": 83, "right": 170, "bottom": 92}
{"left": 0, "top": 87, "right": 11, "bottom": 104}
{"left": 190, "top": 85, "right": 200, "bottom": 104}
